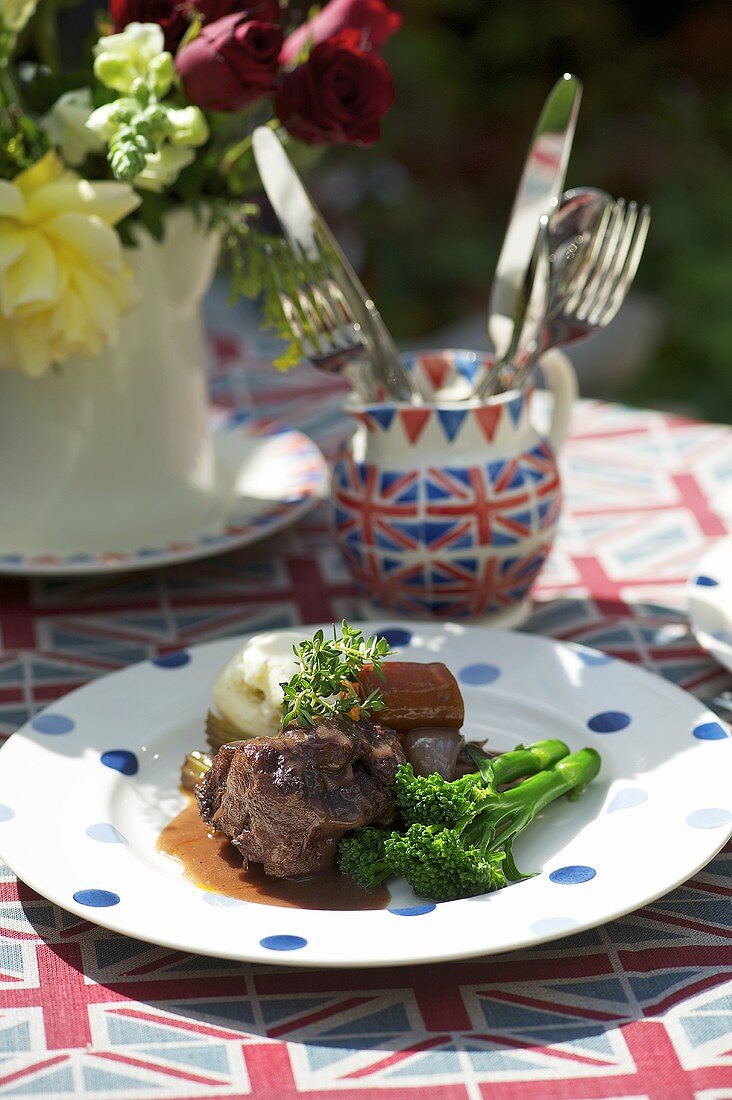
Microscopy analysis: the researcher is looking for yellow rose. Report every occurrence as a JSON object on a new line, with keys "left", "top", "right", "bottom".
{"left": 0, "top": 151, "right": 141, "bottom": 377}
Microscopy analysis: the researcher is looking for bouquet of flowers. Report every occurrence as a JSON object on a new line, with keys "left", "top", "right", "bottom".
{"left": 0, "top": 0, "right": 400, "bottom": 376}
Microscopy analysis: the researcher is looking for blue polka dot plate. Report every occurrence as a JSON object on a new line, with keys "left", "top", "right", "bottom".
{"left": 0, "top": 624, "right": 730, "bottom": 968}
{"left": 0, "top": 415, "right": 327, "bottom": 576}
{"left": 688, "top": 535, "right": 732, "bottom": 674}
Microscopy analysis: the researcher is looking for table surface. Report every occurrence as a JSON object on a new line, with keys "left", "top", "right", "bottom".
{"left": 1, "top": 322, "right": 731, "bottom": 1100}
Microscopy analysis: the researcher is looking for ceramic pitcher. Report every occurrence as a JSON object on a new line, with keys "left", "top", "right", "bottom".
{"left": 331, "top": 347, "right": 577, "bottom": 623}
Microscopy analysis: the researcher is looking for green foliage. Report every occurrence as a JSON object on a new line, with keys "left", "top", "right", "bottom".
{"left": 0, "top": 103, "right": 48, "bottom": 177}
{"left": 280, "top": 621, "right": 392, "bottom": 730}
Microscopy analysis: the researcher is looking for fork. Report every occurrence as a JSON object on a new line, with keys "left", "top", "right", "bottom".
{"left": 265, "top": 238, "right": 376, "bottom": 400}
{"left": 503, "top": 194, "right": 651, "bottom": 394}
{"left": 476, "top": 192, "right": 651, "bottom": 398}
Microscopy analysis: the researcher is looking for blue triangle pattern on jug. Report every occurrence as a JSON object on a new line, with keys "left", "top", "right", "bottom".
{"left": 436, "top": 407, "right": 469, "bottom": 442}
{"left": 370, "top": 406, "right": 396, "bottom": 431}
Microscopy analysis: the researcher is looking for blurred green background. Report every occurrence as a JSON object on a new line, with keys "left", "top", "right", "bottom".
{"left": 318, "top": 0, "right": 732, "bottom": 420}
{"left": 53, "top": 0, "right": 732, "bottom": 419}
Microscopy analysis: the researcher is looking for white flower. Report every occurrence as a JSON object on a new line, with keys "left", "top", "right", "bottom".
{"left": 133, "top": 145, "right": 195, "bottom": 192}
{"left": 0, "top": 0, "right": 37, "bottom": 33}
{"left": 40, "top": 88, "right": 103, "bottom": 168}
{"left": 93, "top": 22, "right": 166, "bottom": 94}
{"left": 167, "top": 106, "right": 209, "bottom": 148}
{"left": 86, "top": 99, "right": 136, "bottom": 143}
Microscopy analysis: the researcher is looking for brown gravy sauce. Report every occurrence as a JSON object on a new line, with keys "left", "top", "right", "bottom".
{"left": 157, "top": 798, "right": 388, "bottom": 911}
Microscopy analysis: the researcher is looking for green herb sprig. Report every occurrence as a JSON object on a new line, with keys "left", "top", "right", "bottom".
{"left": 280, "top": 621, "right": 392, "bottom": 730}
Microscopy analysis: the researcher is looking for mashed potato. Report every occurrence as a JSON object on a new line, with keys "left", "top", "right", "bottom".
{"left": 211, "top": 630, "right": 301, "bottom": 738}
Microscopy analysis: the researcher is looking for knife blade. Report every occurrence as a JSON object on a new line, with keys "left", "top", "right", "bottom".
{"left": 252, "top": 126, "right": 414, "bottom": 402}
{"left": 488, "top": 73, "right": 582, "bottom": 360}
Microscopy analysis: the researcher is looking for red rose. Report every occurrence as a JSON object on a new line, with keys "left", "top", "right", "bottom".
{"left": 176, "top": 13, "right": 283, "bottom": 111}
{"left": 109, "top": 1, "right": 280, "bottom": 53}
{"left": 275, "top": 29, "right": 395, "bottom": 146}
{"left": 281, "top": 0, "right": 401, "bottom": 65}
{"left": 110, "top": 0, "right": 189, "bottom": 51}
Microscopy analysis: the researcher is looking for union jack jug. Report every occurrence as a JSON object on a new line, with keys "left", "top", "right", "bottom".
{"left": 331, "top": 348, "right": 577, "bottom": 622}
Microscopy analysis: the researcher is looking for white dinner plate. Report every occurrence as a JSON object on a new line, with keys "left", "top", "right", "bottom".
{"left": 0, "top": 623, "right": 730, "bottom": 968}
{"left": 688, "top": 535, "right": 732, "bottom": 674}
{"left": 0, "top": 414, "right": 327, "bottom": 576}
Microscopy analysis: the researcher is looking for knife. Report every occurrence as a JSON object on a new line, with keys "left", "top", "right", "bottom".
{"left": 487, "top": 73, "right": 582, "bottom": 364}
{"left": 252, "top": 126, "right": 414, "bottom": 402}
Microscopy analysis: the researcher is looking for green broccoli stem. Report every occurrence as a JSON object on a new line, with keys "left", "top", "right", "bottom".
{"left": 482, "top": 739, "right": 570, "bottom": 786}
{"left": 465, "top": 748, "right": 601, "bottom": 854}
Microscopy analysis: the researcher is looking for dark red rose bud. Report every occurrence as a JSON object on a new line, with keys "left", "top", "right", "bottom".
{"left": 275, "top": 29, "right": 396, "bottom": 146}
{"left": 110, "top": 0, "right": 280, "bottom": 53}
{"left": 281, "top": 0, "right": 401, "bottom": 65}
{"left": 177, "top": 13, "right": 283, "bottom": 111}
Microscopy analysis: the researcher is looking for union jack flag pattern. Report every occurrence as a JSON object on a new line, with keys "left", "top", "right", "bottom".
{"left": 0, "top": 319, "right": 731, "bottom": 1099}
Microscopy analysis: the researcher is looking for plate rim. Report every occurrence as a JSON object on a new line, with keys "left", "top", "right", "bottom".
{"left": 1, "top": 623, "right": 731, "bottom": 968}
{"left": 0, "top": 416, "right": 327, "bottom": 577}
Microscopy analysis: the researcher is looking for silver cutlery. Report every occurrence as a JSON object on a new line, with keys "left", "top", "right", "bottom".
{"left": 252, "top": 125, "right": 415, "bottom": 403}
{"left": 264, "top": 237, "right": 373, "bottom": 399}
{"left": 500, "top": 187, "right": 651, "bottom": 394}
{"left": 481, "top": 73, "right": 582, "bottom": 398}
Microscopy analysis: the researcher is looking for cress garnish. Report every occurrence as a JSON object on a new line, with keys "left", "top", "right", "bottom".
{"left": 280, "top": 621, "right": 392, "bottom": 729}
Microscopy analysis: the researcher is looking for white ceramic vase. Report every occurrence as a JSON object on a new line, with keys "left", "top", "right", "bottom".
{"left": 0, "top": 208, "right": 221, "bottom": 555}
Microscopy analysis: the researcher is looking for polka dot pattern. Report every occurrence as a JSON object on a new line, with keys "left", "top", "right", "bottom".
{"left": 458, "top": 663, "right": 501, "bottom": 685}
{"left": 587, "top": 711, "right": 631, "bottom": 733}
{"left": 607, "top": 788, "right": 648, "bottom": 813}
{"left": 152, "top": 650, "right": 191, "bottom": 669}
{"left": 85, "top": 823, "right": 127, "bottom": 844}
{"left": 100, "top": 750, "right": 139, "bottom": 776}
{"left": 685, "top": 808, "right": 732, "bottom": 830}
{"left": 388, "top": 904, "right": 436, "bottom": 916}
{"left": 380, "top": 628, "right": 412, "bottom": 648}
{"left": 73, "top": 889, "right": 120, "bottom": 907}
{"left": 576, "top": 650, "right": 613, "bottom": 667}
{"left": 202, "top": 893, "right": 247, "bottom": 907}
{"left": 0, "top": 804, "right": 14, "bottom": 822}
{"left": 549, "top": 865, "right": 597, "bottom": 885}
{"left": 529, "top": 916, "right": 579, "bottom": 936}
{"left": 260, "top": 934, "right": 307, "bottom": 951}
{"left": 31, "top": 713, "right": 75, "bottom": 735}
{"left": 693, "top": 721, "right": 728, "bottom": 741}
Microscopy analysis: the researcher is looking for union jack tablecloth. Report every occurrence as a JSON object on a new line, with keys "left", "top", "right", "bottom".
{"left": 1, "top": 320, "right": 731, "bottom": 1100}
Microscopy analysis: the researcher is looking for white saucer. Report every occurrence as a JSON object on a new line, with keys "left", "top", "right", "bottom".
{"left": 0, "top": 413, "right": 328, "bottom": 576}
{"left": 687, "top": 535, "right": 732, "bottom": 674}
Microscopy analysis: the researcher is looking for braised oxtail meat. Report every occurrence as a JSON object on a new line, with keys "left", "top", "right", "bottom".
{"left": 358, "top": 661, "right": 465, "bottom": 732}
{"left": 196, "top": 717, "right": 405, "bottom": 878}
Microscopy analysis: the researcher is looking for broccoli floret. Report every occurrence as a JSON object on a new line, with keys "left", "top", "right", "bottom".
{"left": 385, "top": 824, "right": 507, "bottom": 901}
{"left": 394, "top": 739, "right": 571, "bottom": 828}
{"left": 394, "top": 764, "right": 487, "bottom": 827}
{"left": 337, "top": 827, "right": 393, "bottom": 890}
